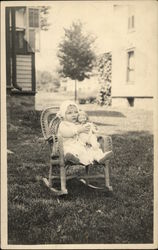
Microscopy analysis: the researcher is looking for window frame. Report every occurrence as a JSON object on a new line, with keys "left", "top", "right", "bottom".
{"left": 29, "top": 8, "right": 40, "bottom": 28}
{"left": 128, "top": 15, "right": 135, "bottom": 31}
{"left": 26, "top": 7, "right": 40, "bottom": 52}
{"left": 126, "top": 48, "right": 135, "bottom": 84}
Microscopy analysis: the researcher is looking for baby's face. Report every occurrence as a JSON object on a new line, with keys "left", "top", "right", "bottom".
{"left": 78, "top": 113, "right": 87, "bottom": 124}
{"left": 65, "top": 105, "right": 78, "bottom": 123}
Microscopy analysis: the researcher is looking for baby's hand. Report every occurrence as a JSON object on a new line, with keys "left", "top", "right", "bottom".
{"left": 84, "top": 124, "right": 91, "bottom": 133}
{"left": 93, "top": 125, "right": 98, "bottom": 132}
{"left": 78, "top": 124, "right": 90, "bottom": 134}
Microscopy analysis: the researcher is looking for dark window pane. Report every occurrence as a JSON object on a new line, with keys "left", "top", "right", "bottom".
{"left": 19, "top": 32, "right": 24, "bottom": 49}
{"left": 132, "top": 15, "right": 134, "bottom": 28}
{"left": 29, "top": 8, "right": 34, "bottom": 27}
{"left": 34, "top": 9, "right": 39, "bottom": 27}
{"left": 129, "top": 51, "right": 134, "bottom": 69}
{"left": 29, "top": 8, "right": 39, "bottom": 28}
{"left": 127, "top": 51, "right": 135, "bottom": 82}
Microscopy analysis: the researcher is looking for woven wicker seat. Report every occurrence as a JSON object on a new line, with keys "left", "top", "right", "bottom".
{"left": 40, "top": 106, "right": 113, "bottom": 196}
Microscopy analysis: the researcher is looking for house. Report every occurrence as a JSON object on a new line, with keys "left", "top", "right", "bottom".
{"left": 4, "top": 6, "right": 40, "bottom": 110}
{"left": 111, "top": 2, "right": 157, "bottom": 108}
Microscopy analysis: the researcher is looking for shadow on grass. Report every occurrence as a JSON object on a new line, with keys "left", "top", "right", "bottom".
{"left": 95, "top": 122, "right": 117, "bottom": 127}
{"left": 87, "top": 110, "right": 126, "bottom": 117}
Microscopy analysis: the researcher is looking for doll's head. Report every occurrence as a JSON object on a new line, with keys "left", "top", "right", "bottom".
{"left": 78, "top": 111, "right": 89, "bottom": 124}
{"left": 58, "top": 100, "right": 79, "bottom": 123}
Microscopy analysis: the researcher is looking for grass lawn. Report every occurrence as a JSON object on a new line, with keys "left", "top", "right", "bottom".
{"left": 7, "top": 107, "right": 153, "bottom": 244}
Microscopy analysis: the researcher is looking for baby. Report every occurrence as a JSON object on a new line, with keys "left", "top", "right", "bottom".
{"left": 77, "top": 110, "right": 113, "bottom": 163}
{"left": 57, "top": 101, "right": 92, "bottom": 166}
{"left": 55, "top": 101, "right": 112, "bottom": 195}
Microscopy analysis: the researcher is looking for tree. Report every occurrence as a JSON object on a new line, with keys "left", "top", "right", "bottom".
{"left": 40, "top": 6, "right": 51, "bottom": 31}
{"left": 57, "top": 20, "right": 96, "bottom": 101}
{"left": 37, "top": 70, "right": 52, "bottom": 86}
{"left": 52, "top": 77, "right": 60, "bottom": 89}
{"left": 36, "top": 70, "right": 61, "bottom": 92}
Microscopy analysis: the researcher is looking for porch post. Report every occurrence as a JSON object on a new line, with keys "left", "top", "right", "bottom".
{"left": 11, "top": 7, "right": 22, "bottom": 91}
{"left": 11, "top": 7, "right": 16, "bottom": 88}
{"left": 32, "top": 53, "right": 36, "bottom": 92}
{"left": 5, "top": 7, "right": 11, "bottom": 93}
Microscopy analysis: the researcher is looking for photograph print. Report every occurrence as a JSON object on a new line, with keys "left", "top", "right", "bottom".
{"left": 1, "top": 0, "right": 158, "bottom": 249}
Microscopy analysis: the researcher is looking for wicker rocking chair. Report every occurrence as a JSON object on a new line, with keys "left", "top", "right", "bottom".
{"left": 40, "top": 106, "right": 113, "bottom": 196}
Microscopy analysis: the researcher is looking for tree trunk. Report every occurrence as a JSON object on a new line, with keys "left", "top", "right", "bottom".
{"left": 75, "top": 79, "right": 77, "bottom": 102}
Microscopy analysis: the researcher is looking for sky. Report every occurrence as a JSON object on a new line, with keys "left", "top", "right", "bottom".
{"left": 36, "top": 1, "right": 114, "bottom": 72}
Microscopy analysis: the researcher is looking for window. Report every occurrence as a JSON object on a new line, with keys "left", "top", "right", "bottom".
{"left": 27, "top": 8, "right": 40, "bottom": 52}
{"left": 127, "top": 50, "right": 135, "bottom": 82}
{"left": 15, "top": 30, "right": 27, "bottom": 51}
{"left": 128, "top": 15, "right": 135, "bottom": 29}
{"left": 131, "top": 15, "right": 134, "bottom": 28}
{"left": 128, "top": 5, "right": 135, "bottom": 30}
{"left": 29, "top": 8, "right": 39, "bottom": 28}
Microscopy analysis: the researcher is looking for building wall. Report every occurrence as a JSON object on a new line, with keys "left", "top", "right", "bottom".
{"left": 111, "top": 2, "right": 157, "bottom": 100}
{"left": 4, "top": 6, "right": 36, "bottom": 112}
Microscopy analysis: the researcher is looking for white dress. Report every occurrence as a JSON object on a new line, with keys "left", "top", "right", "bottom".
{"left": 58, "top": 121, "right": 93, "bottom": 165}
{"left": 77, "top": 122, "right": 106, "bottom": 162}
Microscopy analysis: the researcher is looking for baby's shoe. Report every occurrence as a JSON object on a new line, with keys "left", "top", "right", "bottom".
{"left": 99, "top": 151, "right": 113, "bottom": 164}
{"left": 61, "top": 188, "right": 68, "bottom": 195}
{"left": 65, "top": 153, "right": 80, "bottom": 164}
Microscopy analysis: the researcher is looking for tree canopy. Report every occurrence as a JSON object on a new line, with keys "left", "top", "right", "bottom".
{"left": 40, "top": 6, "right": 51, "bottom": 31}
{"left": 57, "top": 21, "right": 96, "bottom": 82}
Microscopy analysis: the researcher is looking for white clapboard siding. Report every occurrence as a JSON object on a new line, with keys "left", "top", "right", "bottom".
{"left": 16, "top": 78, "right": 32, "bottom": 83}
{"left": 17, "top": 65, "right": 32, "bottom": 70}
{"left": 16, "top": 69, "right": 32, "bottom": 74}
{"left": 16, "top": 55, "right": 32, "bottom": 91}
{"left": 17, "top": 76, "right": 32, "bottom": 80}
{"left": 16, "top": 56, "right": 32, "bottom": 62}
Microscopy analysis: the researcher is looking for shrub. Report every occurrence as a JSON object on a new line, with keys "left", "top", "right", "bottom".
{"left": 78, "top": 96, "right": 96, "bottom": 104}
{"left": 88, "top": 96, "right": 96, "bottom": 103}
{"left": 79, "top": 98, "right": 87, "bottom": 104}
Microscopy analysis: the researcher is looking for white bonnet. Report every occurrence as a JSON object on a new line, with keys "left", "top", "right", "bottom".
{"left": 57, "top": 100, "right": 79, "bottom": 119}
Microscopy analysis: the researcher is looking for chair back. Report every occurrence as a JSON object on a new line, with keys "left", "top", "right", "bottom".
{"left": 97, "top": 135, "right": 113, "bottom": 152}
{"left": 40, "top": 106, "right": 61, "bottom": 141}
